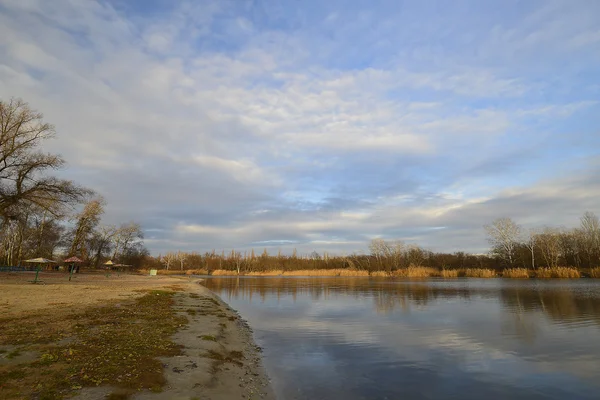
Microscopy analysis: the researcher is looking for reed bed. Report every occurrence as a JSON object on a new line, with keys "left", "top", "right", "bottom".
{"left": 535, "top": 267, "right": 580, "bottom": 279}
{"left": 440, "top": 269, "right": 459, "bottom": 278}
{"left": 210, "top": 269, "right": 237, "bottom": 276}
{"left": 502, "top": 268, "right": 530, "bottom": 279}
{"left": 246, "top": 270, "right": 284, "bottom": 276}
{"left": 184, "top": 269, "right": 209, "bottom": 275}
{"left": 392, "top": 266, "right": 439, "bottom": 278}
{"left": 462, "top": 268, "right": 497, "bottom": 278}
{"left": 282, "top": 269, "right": 370, "bottom": 277}
{"left": 370, "top": 271, "right": 391, "bottom": 277}
{"left": 590, "top": 267, "right": 600, "bottom": 278}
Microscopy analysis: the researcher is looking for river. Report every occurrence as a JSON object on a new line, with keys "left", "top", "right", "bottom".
{"left": 202, "top": 277, "right": 600, "bottom": 400}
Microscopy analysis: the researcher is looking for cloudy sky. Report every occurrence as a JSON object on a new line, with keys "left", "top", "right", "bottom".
{"left": 1, "top": 0, "right": 599, "bottom": 255}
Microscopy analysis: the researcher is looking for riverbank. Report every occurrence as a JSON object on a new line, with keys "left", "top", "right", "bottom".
{"left": 183, "top": 266, "right": 600, "bottom": 279}
{"left": 0, "top": 272, "right": 273, "bottom": 400}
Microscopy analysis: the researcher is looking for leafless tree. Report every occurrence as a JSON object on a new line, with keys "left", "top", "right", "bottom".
{"left": 522, "top": 228, "right": 539, "bottom": 270}
{"left": 0, "top": 98, "right": 89, "bottom": 223}
{"left": 68, "top": 197, "right": 105, "bottom": 259}
{"left": 485, "top": 218, "right": 521, "bottom": 267}
{"left": 537, "top": 227, "right": 562, "bottom": 268}
{"left": 161, "top": 252, "right": 177, "bottom": 270}
{"left": 580, "top": 211, "right": 600, "bottom": 267}
{"left": 111, "top": 222, "right": 143, "bottom": 261}
{"left": 177, "top": 250, "right": 187, "bottom": 270}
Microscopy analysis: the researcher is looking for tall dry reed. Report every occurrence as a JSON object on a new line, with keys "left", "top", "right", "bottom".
{"left": 535, "top": 267, "right": 580, "bottom": 279}
{"left": 590, "top": 267, "right": 600, "bottom": 278}
{"left": 440, "top": 269, "right": 459, "bottom": 278}
{"left": 392, "top": 266, "right": 439, "bottom": 278}
{"left": 462, "top": 268, "right": 497, "bottom": 278}
{"left": 502, "top": 268, "right": 530, "bottom": 278}
{"left": 282, "top": 269, "right": 369, "bottom": 277}
{"left": 370, "top": 271, "right": 391, "bottom": 277}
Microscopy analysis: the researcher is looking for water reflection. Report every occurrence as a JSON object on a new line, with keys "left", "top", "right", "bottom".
{"left": 204, "top": 277, "right": 600, "bottom": 400}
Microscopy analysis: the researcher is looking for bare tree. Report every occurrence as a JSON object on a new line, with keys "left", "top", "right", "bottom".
{"left": 0, "top": 98, "right": 88, "bottom": 222}
{"left": 68, "top": 197, "right": 105, "bottom": 259}
{"left": 111, "top": 222, "right": 143, "bottom": 261}
{"left": 161, "top": 252, "right": 177, "bottom": 270}
{"left": 90, "top": 225, "right": 116, "bottom": 268}
{"left": 485, "top": 218, "right": 521, "bottom": 267}
{"left": 177, "top": 250, "right": 187, "bottom": 270}
{"left": 580, "top": 211, "right": 600, "bottom": 267}
{"left": 537, "top": 227, "right": 562, "bottom": 268}
{"left": 522, "top": 228, "right": 538, "bottom": 270}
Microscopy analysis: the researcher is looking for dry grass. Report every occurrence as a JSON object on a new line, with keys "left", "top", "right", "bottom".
{"left": 370, "top": 271, "right": 391, "bottom": 277}
{"left": 282, "top": 269, "right": 370, "bottom": 276}
{"left": 535, "top": 267, "right": 581, "bottom": 279}
{"left": 393, "top": 266, "right": 439, "bottom": 278}
{"left": 0, "top": 290, "right": 186, "bottom": 399}
{"left": 589, "top": 267, "right": 600, "bottom": 278}
{"left": 184, "top": 269, "right": 209, "bottom": 275}
{"left": 462, "top": 268, "right": 497, "bottom": 278}
{"left": 502, "top": 268, "right": 531, "bottom": 279}
{"left": 246, "top": 270, "right": 283, "bottom": 276}
{"left": 211, "top": 269, "right": 237, "bottom": 276}
{"left": 440, "top": 269, "right": 459, "bottom": 278}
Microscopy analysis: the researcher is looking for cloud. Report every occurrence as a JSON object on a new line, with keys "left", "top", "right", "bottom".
{"left": 0, "top": 0, "right": 599, "bottom": 255}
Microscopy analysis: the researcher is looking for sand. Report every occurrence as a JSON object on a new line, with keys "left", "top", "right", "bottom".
{"left": 0, "top": 272, "right": 274, "bottom": 400}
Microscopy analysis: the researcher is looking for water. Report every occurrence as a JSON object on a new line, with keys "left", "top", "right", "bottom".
{"left": 202, "top": 277, "right": 600, "bottom": 400}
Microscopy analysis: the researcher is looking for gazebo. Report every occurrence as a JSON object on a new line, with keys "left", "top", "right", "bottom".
{"left": 24, "top": 257, "right": 57, "bottom": 284}
{"left": 64, "top": 256, "right": 84, "bottom": 280}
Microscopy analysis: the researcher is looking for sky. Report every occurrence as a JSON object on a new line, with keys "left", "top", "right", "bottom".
{"left": 0, "top": 0, "right": 599, "bottom": 256}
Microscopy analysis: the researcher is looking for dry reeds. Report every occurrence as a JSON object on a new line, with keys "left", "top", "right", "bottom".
{"left": 370, "top": 271, "right": 391, "bottom": 277}
{"left": 535, "top": 267, "right": 580, "bottom": 279}
{"left": 282, "top": 269, "right": 369, "bottom": 277}
{"left": 184, "top": 269, "right": 209, "bottom": 275}
{"left": 590, "top": 267, "right": 600, "bottom": 278}
{"left": 502, "top": 268, "right": 530, "bottom": 279}
{"left": 462, "top": 268, "right": 496, "bottom": 278}
{"left": 391, "top": 266, "right": 439, "bottom": 278}
{"left": 210, "top": 269, "right": 238, "bottom": 276}
{"left": 440, "top": 269, "right": 459, "bottom": 278}
{"left": 246, "top": 270, "right": 283, "bottom": 276}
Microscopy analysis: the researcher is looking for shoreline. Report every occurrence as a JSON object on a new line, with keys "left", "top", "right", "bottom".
{"left": 148, "top": 266, "right": 598, "bottom": 279}
{"left": 0, "top": 273, "right": 274, "bottom": 400}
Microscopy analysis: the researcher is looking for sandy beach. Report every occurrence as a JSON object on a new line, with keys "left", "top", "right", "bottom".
{"left": 0, "top": 272, "right": 274, "bottom": 400}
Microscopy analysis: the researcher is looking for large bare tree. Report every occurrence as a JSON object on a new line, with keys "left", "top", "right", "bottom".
{"left": 485, "top": 217, "right": 521, "bottom": 267}
{"left": 0, "top": 98, "right": 88, "bottom": 223}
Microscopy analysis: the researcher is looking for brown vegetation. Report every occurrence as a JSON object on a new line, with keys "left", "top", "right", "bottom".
{"left": 502, "top": 268, "right": 531, "bottom": 278}
{"left": 535, "top": 267, "right": 581, "bottom": 279}
{"left": 0, "top": 289, "right": 186, "bottom": 399}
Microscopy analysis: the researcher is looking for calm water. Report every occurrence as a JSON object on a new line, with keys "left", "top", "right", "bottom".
{"left": 203, "top": 277, "right": 600, "bottom": 400}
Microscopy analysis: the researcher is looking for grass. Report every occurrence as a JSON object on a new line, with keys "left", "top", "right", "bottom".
{"left": 200, "top": 335, "right": 217, "bottom": 342}
{"left": 0, "top": 289, "right": 187, "bottom": 399}
{"left": 393, "top": 266, "right": 439, "bottom": 278}
{"left": 590, "top": 267, "right": 600, "bottom": 278}
{"left": 535, "top": 267, "right": 581, "bottom": 279}
{"left": 440, "top": 269, "right": 459, "bottom": 278}
{"left": 502, "top": 268, "right": 531, "bottom": 278}
{"left": 462, "top": 268, "right": 497, "bottom": 278}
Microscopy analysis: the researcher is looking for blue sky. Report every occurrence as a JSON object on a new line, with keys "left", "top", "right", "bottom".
{"left": 0, "top": 0, "right": 599, "bottom": 255}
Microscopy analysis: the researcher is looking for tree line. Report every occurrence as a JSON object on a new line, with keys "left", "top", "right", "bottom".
{"left": 147, "top": 213, "right": 600, "bottom": 274}
{"left": 0, "top": 98, "right": 147, "bottom": 268}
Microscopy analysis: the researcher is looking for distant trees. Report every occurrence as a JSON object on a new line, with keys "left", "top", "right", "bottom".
{"left": 483, "top": 212, "right": 600, "bottom": 270}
